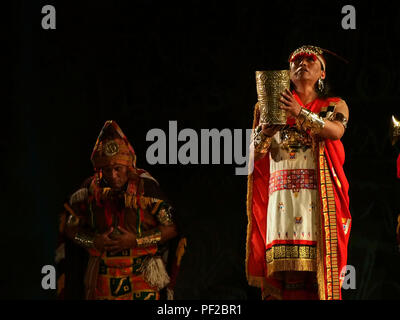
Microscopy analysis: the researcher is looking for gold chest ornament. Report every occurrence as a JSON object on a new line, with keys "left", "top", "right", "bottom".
{"left": 279, "top": 126, "right": 312, "bottom": 153}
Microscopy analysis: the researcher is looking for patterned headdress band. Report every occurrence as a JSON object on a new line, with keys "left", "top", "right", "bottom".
{"left": 289, "top": 45, "right": 349, "bottom": 71}
{"left": 90, "top": 120, "right": 137, "bottom": 169}
{"left": 289, "top": 45, "right": 326, "bottom": 70}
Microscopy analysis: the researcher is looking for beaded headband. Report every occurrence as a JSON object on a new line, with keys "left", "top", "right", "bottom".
{"left": 289, "top": 45, "right": 326, "bottom": 70}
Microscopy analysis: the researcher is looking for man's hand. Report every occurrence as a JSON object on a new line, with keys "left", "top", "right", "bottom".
{"left": 105, "top": 226, "right": 137, "bottom": 255}
{"left": 279, "top": 88, "right": 302, "bottom": 118}
{"left": 93, "top": 228, "right": 114, "bottom": 252}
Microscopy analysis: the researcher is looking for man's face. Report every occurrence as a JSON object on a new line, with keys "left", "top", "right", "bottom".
{"left": 289, "top": 54, "right": 325, "bottom": 85}
{"left": 102, "top": 165, "right": 129, "bottom": 189}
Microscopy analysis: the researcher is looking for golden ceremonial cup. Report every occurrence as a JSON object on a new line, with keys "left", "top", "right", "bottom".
{"left": 390, "top": 115, "right": 400, "bottom": 146}
{"left": 255, "top": 70, "right": 290, "bottom": 125}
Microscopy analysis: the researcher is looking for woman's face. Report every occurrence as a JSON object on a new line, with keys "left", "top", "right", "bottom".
{"left": 289, "top": 54, "right": 325, "bottom": 87}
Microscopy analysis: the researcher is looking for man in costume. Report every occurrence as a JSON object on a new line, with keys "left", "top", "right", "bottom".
{"left": 246, "top": 45, "right": 351, "bottom": 300}
{"left": 56, "top": 120, "right": 184, "bottom": 300}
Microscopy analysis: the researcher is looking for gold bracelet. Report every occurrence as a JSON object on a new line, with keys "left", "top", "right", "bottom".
{"left": 297, "top": 108, "right": 325, "bottom": 134}
{"left": 136, "top": 229, "right": 162, "bottom": 248}
{"left": 253, "top": 126, "right": 272, "bottom": 153}
{"left": 73, "top": 232, "right": 95, "bottom": 249}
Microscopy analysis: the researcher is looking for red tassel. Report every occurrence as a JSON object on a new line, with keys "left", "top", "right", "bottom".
{"left": 104, "top": 201, "right": 114, "bottom": 228}
{"left": 397, "top": 154, "right": 400, "bottom": 178}
{"left": 104, "top": 200, "right": 125, "bottom": 229}
{"left": 137, "top": 193, "right": 144, "bottom": 222}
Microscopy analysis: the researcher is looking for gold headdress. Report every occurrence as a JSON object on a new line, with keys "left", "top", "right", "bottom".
{"left": 90, "top": 120, "right": 137, "bottom": 169}
{"left": 289, "top": 45, "right": 349, "bottom": 71}
{"left": 289, "top": 45, "right": 326, "bottom": 70}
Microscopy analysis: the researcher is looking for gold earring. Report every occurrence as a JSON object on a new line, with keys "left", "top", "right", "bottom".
{"left": 318, "top": 78, "right": 324, "bottom": 91}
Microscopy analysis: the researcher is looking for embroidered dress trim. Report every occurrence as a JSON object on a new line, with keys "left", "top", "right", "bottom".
{"left": 269, "top": 169, "right": 317, "bottom": 195}
{"left": 265, "top": 242, "right": 317, "bottom": 276}
{"left": 318, "top": 145, "right": 341, "bottom": 300}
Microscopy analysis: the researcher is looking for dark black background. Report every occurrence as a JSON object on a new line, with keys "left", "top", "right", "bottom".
{"left": 6, "top": 0, "right": 400, "bottom": 299}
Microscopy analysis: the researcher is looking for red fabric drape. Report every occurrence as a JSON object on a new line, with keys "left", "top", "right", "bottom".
{"left": 397, "top": 154, "right": 400, "bottom": 178}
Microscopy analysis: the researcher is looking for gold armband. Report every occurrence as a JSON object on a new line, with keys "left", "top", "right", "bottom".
{"left": 73, "top": 232, "right": 95, "bottom": 249}
{"left": 66, "top": 214, "right": 80, "bottom": 227}
{"left": 253, "top": 126, "right": 272, "bottom": 153}
{"left": 330, "top": 112, "right": 348, "bottom": 129}
{"left": 157, "top": 205, "right": 174, "bottom": 226}
{"left": 297, "top": 107, "right": 325, "bottom": 134}
{"left": 136, "top": 229, "right": 162, "bottom": 248}
{"left": 64, "top": 203, "right": 80, "bottom": 227}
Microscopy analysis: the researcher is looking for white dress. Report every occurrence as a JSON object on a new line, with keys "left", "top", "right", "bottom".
{"left": 265, "top": 126, "right": 318, "bottom": 276}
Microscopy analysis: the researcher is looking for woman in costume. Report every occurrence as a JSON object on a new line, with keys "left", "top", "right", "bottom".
{"left": 246, "top": 45, "right": 351, "bottom": 300}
